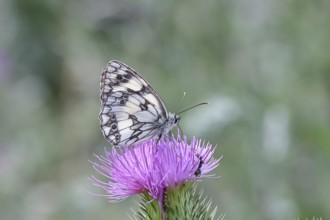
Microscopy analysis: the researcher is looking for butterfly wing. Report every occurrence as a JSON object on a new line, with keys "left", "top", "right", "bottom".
{"left": 99, "top": 60, "right": 169, "bottom": 146}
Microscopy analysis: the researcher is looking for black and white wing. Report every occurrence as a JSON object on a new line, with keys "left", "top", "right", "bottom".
{"left": 99, "top": 60, "right": 169, "bottom": 146}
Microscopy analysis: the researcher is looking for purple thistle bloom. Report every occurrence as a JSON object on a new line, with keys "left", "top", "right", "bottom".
{"left": 90, "top": 134, "right": 220, "bottom": 203}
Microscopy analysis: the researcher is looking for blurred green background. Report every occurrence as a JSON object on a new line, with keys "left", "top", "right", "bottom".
{"left": 1, "top": 0, "right": 330, "bottom": 219}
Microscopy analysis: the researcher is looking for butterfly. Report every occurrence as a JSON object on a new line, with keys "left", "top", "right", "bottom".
{"left": 99, "top": 60, "right": 181, "bottom": 146}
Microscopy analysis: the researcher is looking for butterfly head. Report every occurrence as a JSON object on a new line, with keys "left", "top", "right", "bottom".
{"left": 174, "top": 114, "right": 180, "bottom": 124}
{"left": 157, "top": 112, "right": 180, "bottom": 139}
{"left": 163, "top": 112, "right": 180, "bottom": 136}
{"left": 168, "top": 112, "right": 180, "bottom": 125}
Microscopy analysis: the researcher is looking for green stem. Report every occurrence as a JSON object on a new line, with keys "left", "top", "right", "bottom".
{"left": 160, "top": 187, "right": 168, "bottom": 220}
{"left": 160, "top": 210, "right": 167, "bottom": 220}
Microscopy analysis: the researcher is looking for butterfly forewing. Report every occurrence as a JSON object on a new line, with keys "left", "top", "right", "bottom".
{"left": 99, "top": 60, "right": 170, "bottom": 146}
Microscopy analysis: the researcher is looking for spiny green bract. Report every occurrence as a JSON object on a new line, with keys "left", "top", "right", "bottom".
{"left": 132, "top": 183, "right": 225, "bottom": 220}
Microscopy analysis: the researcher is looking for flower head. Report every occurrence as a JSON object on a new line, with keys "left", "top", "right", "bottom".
{"left": 90, "top": 134, "right": 220, "bottom": 203}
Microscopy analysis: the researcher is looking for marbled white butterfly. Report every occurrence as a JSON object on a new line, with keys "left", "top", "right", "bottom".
{"left": 99, "top": 60, "right": 206, "bottom": 146}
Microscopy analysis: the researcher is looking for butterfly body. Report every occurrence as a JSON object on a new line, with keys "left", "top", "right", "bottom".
{"left": 99, "top": 60, "right": 180, "bottom": 146}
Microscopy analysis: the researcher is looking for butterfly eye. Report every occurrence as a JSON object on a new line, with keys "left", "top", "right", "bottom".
{"left": 174, "top": 116, "right": 180, "bottom": 124}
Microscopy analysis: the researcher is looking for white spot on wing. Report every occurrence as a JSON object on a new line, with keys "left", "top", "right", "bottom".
{"left": 147, "top": 104, "right": 158, "bottom": 116}
{"left": 134, "top": 75, "right": 148, "bottom": 87}
{"left": 117, "top": 120, "right": 133, "bottom": 130}
{"left": 103, "top": 126, "right": 110, "bottom": 135}
{"left": 101, "top": 114, "right": 110, "bottom": 125}
{"left": 126, "top": 138, "right": 138, "bottom": 146}
{"left": 118, "top": 69, "right": 128, "bottom": 75}
{"left": 102, "top": 106, "right": 112, "bottom": 113}
{"left": 144, "top": 94, "right": 159, "bottom": 107}
{"left": 105, "top": 79, "right": 111, "bottom": 84}
{"left": 111, "top": 62, "right": 120, "bottom": 68}
{"left": 119, "top": 128, "right": 134, "bottom": 142}
{"left": 131, "top": 94, "right": 145, "bottom": 104}
{"left": 112, "top": 106, "right": 138, "bottom": 114}
{"left": 103, "top": 85, "right": 111, "bottom": 93}
{"left": 130, "top": 76, "right": 144, "bottom": 86}
{"left": 112, "top": 86, "right": 127, "bottom": 93}
{"left": 114, "top": 112, "right": 130, "bottom": 120}
{"left": 107, "top": 73, "right": 117, "bottom": 80}
{"left": 106, "top": 97, "right": 115, "bottom": 105}
{"left": 120, "top": 80, "right": 142, "bottom": 91}
{"left": 107, "top": 66, "right": 115, "bottom": 72}
{"left": 140, "top": 124, "right": 155, "bottom": 131}
{"left": 128, "top": 96, "right": 141, "bottom": 106}
{"left": 111, "top": 92, "right": 122, "bottom": 98}
{"left": 124, "top": 101, "right": 140, "bottom": 110}
{"left": 134, "top": 111, "right": 158, "bottom": 122}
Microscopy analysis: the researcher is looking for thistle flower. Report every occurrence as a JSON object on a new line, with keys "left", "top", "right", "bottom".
{"left": 90, "top": 134, "right": 221, "bottom": 219}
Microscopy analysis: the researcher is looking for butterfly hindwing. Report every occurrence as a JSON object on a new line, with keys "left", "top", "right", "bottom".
{"left": 99, "top": 60, "right": 169, "bottom": 146}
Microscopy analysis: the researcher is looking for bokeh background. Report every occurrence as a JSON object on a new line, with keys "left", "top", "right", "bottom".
{"left": 1, "top": 0, "right": 330, "bottom": 219}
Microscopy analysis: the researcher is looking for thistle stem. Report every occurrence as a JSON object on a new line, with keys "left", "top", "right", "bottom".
{"left": 160, "top": 210, "right": 168, "bottom": 220}
{"left": 160, "top": 187, "right": 168, "bottom": 220}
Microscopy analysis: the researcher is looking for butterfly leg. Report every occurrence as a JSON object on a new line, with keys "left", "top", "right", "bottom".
{"left": 153, "top": 134, "right": 163, "bottom": 154}
{"left": 156, "top": 133, "right": 163, "bottom": 143}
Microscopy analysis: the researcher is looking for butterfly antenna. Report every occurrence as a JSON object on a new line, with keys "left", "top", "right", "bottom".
{"left": 177, "top": 102, "right": 208, "bottom": 115}
{"left": 175, "top": 92, "right": 186, "bottom": 114}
